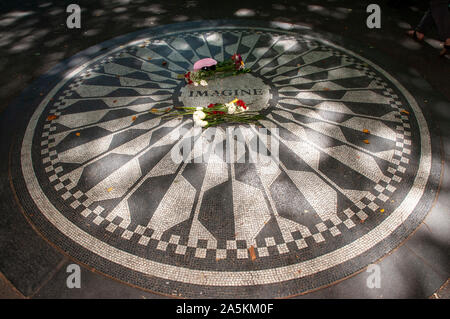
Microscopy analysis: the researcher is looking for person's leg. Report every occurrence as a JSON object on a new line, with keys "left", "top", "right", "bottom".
{"left": 429, "top": 0, "right": 450, "bottom": 41}
{"left": 429, "top": 0, "right": 450, "bottom": 55}
{"left": 416, "top": 9, "right": 435, "bottom": 34}
{"left": 407, "top": 9, "right": 433, "bottom": 40}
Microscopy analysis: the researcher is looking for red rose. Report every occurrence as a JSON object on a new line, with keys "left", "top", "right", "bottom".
{"left": 236, "top": 99, "right": 247, "bottom": 109}
{"left": 185, "top": 72, "right": 193, "bottom": 84}
{"left": 232, "top": 54, "right": 242, "bottom": 69}
{"left": 232, "top": 54, "right": 242, "bottom": 62}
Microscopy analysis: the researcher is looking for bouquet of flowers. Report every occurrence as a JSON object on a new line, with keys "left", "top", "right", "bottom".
{"left": 157, "top": 99, "right": 264, "bottom": 128}
{"left": 182, "top": 54, "right": 250, "bottom": 86}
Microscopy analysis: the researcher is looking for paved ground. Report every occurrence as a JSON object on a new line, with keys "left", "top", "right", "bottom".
{"left": 0, "top": 0, "right": 448, "bottom": 299}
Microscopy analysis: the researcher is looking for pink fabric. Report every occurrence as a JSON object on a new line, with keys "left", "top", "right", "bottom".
{"left": 193, "top": 58, "right": 217, "bottom": 71}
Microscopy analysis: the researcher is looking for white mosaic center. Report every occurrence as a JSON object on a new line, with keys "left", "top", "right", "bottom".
{"left": 179, "top": 73, "right": 271, "bottom": 111}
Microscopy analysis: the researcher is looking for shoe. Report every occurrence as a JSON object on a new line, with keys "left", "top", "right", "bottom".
{"left": 407, "top": 30, "right": 423, "bottom": 42}
{"left": 439, "top": 44, "right": 450, "bottom": 57}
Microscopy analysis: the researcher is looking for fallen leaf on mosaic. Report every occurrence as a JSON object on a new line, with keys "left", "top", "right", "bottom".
{"left": 363, "top": 129, "right": 370, "bottom": 134}
{"left": 46, "top": 115, "right": 58, "bottom": 121}
{"left": 363, "top": 139, "right": 370, "bottom": 144}
{"left": 249, "top": 246, "right": 256, "bottom": 261}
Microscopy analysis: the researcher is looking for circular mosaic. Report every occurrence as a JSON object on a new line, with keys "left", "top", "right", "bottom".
{"left": 16, "top": 23, "right": 437, "bottom": 298}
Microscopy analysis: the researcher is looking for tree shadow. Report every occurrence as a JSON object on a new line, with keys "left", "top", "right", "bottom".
{"left": 1, "top": 0, "right": 449, "bottom": 117}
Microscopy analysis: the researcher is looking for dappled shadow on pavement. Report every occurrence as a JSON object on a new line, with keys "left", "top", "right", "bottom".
{"left": 0, "top": 0, "right": 448, "bottom": 116}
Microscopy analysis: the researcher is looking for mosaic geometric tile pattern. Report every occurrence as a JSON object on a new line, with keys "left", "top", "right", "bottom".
{"left": 18, "top": 25, "right": 434, "bottom": 298}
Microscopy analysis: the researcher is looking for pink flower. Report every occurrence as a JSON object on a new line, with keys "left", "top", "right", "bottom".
{"left": 193, "top": 58, "right": 217, "bottom": 71}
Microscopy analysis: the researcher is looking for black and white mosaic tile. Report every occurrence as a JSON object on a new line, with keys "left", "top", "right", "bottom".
{"left": 15, "top": 23, "right": 437, "bottom": 298}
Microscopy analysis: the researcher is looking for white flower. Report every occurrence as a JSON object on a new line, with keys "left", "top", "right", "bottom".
{"left": 193, "top": 110, "right": 206, "bottom": 121}
{"left": 194, "top": 82, "right": 199, "bottom": 86}
{"left": 196, "top": 107, "right": 203, "bottom": 111}
{"left": 200, "top": 80, "right": 208, "bottom": 86}
{"left": 195, "top": 119, "right": 208, "bottom": 127}
{"left": 199, "top": 111, "right": 206, "bottom": 119}
{"left": 226, "top": 103, "right": 236, "bottom": 114}
{"left": 239, "top": 106, "right": 248, "bottom": 113}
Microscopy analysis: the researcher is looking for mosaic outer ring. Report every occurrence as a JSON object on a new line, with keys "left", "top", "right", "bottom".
{"left": 11, "top": 21, "right": 440, "bottom": 298}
